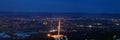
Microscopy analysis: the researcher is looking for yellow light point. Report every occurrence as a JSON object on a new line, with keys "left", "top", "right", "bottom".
{"left": 58, "top": 20, "right": 61, "bottom": 38}
{"left": 51, "top": 35, "right": 64, "bottom": 38}
{"left": 47, "top": 34, "right": 51, "bottom": 37}
{"left": 49, "top": 29, "right": 57, "bottom": 32}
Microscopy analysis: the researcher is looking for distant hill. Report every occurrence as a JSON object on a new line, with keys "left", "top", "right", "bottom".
{"left": 0, "top": 12, "right": 120, "bottom": 17}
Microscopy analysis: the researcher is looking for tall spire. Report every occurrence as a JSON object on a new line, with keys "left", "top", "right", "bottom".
{"left": 47, "top": 19, "right": 68, "bottom": 40}
{"left": 58, "top": 19, "right": 61, "bottom": 40}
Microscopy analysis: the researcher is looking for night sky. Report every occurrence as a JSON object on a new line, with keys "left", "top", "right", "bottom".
{"left": 0, "top": 0, "right": 120, "bottom": 13}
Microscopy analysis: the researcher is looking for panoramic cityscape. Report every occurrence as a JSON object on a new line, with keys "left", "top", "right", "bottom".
{"left": 0, "top": 13, "right": 119, "bottom": 40}
{"left": 0, "top": 0, "right": 120, "bottom": 40}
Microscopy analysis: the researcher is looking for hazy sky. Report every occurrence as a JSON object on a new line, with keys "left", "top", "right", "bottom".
{"left": 0, "top": 0, "right": 120, "bottom": 13}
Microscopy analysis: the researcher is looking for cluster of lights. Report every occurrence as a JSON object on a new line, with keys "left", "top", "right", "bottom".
{"left": 47, "top": 33, "right": 64, "bottom": 38}
{"left": 49, "top": 29, "right": 57, "bottom": 32}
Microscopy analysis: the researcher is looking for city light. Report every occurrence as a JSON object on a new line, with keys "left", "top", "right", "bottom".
{"left": 51, "top": 35, "right": 64, "bottom": 38}
{"left": 88, "top": 25, "right": 93, "bottom": 28}
{"left": 47, "top": 34, "right": 51, "bottom": 37}
{"left": 49, "top": 29, "right": 57, "bottom": 32}
{"left": 0, "top": 16, "right": 120, "bottom": 40}
{"left": 115, "top": 23, "right": 120, "bottom": 26}
{"left": 79, "top": 25, "right": 84, "bottom": 27}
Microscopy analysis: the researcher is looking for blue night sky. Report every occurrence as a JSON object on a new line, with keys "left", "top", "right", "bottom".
{"left": 0, "top": 0, "right": 120, "bottom": 13}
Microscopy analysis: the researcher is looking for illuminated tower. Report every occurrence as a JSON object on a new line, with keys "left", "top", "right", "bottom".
{"left": 47, "top": 19, "right": 68, "bottom": 40}
{"left": 58, "top": 20, "right": 61, "bottom": 40}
